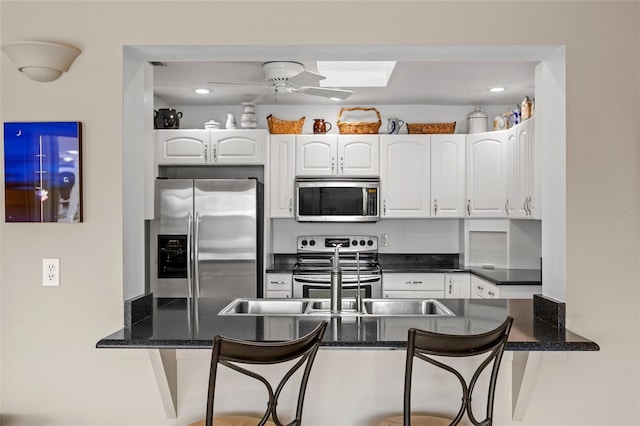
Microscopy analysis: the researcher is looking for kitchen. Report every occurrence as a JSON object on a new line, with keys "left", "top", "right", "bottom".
{"left": 105, "top": 46, "right": 571, "bottom": 423}
{"left": 2, "top": 2, "right": 637, "bottom": 425}
{"left": 136, "top": 49, "right": 551, "bottom": 303}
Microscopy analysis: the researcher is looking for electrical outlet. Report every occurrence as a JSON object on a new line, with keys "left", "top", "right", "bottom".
{"left": 381, "top": 234, "right": 389, "bottom": 247}
{"left": 42, "top": 258, "right": 60, "bottom": 286}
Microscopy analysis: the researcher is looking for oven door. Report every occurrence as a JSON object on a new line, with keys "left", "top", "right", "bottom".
{"left": 292, "top": 275, "right": 382, "bottom": 298}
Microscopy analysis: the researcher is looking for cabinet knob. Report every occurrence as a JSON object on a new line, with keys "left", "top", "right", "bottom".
{"left": 433, "top": 199, "right": 438, "bottom": 216}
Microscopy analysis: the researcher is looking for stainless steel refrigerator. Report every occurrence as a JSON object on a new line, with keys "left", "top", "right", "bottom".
{"left": 151, "top": 178, "right": 263, "bottom": 305}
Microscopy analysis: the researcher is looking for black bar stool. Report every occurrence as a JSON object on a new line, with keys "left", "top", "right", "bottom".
{"left": 190, "top": 321, "right": 328, "bottom": 426}
{"left": 374, "top": 317, "right": 513, "bottom": 426}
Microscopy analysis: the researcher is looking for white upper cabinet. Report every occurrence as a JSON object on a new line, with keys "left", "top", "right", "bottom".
{"left": 466, "top": 131, "right": 508, "bottom": 217}
{"left": 338, "top": 135, "right": 380, "bottom": 176}
{"left": 380, "top": 135, "right": 430, "bottom": 218}
{"left": 295, "top": 135, "right": 337, "bottom": 176}
{"left": 155, "top": 129, "right": 265, "bottom": 166}
{"left": 295, "top": 135, "right": 379, "bottom": 177}
{"left": 430, "top": 134, "right": 466, "bottom": 218}
{"left": 269, "top": 135, "right": 296, "bottom": 218}
{"left": 211, "top": 130, "right": 265, "bottom": 164}
{"left": 156, "top": 129, "right": 210, "bottom": 165}
{"left": 507, "top": 119, "right": 536, "bottom": 218}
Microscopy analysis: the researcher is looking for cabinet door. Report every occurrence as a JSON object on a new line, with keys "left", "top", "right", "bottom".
{"left": 506, "top": 126, "right": 521, "bottom": 217}
{"left": 466, "top": 132, "right": 507, "bottom": 217}
{"left": 338, "top": 135, "right": 380, "bottom": 176}
{"left": 444, "top": 273, "right": 471, "bottom": 298}
{"left": 380, "top": 135, "right": 430, "bottom": 218}
{"left": 521, "top": 119, "right": 537, "bottom": 218}
{"left": 156, "top": 130, "right": 209, "bottom": 165}
{"left": 471, "top": 275, "right": 500, "bottom": 299}
{"left": 431, "top": 135, "right": 465, "bottom": 217}
{"left": 269, "top": 135, "right": 295, "bottom": 218}
{"left": 265, "top": 273, "right": 292, "bottom": 298}
{"left": 295, "top": 135, "right": 337, "bottom": 176}
{"left": 211, "top": 130, "right": 265, "bottom": 164}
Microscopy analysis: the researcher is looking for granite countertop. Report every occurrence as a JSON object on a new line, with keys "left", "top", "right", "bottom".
{"left": 266, "top": 254, "right": 542, "bottom": 286}
{"left": 97, "top": 297, "right": 598, "bottom": 352}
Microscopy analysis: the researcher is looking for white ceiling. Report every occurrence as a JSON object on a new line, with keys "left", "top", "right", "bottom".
{"left": 153, "top": 60, "right": 537, "bottom": 107}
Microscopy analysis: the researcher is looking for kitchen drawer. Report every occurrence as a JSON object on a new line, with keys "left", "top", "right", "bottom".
{"left": 265, "top": 290, "right": 292, "bottom": 299}
{"left": 265, "top": 273, "right": 292, "bottom": 292}
{"left": 383, "top": 290, "right": 445, "bottom": 299}
{"left": 383, "top": 273, "right": 445, "bottom": 292}
{"left": 472, "top": 275, "right": 500, "bottom": 298}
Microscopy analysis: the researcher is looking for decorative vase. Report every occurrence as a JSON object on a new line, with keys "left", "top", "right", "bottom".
{"left": 225, "top": 113, "right": 237, "bottom": 129}
{"left": 240, "top": 103, "right": 257, "bottom": 129}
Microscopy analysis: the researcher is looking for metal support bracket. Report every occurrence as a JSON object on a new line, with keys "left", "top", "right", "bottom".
{"left": 512, "top": 351, "right": 541, "bottom": 421}
{"left": 148, "top": 349, "right": 178, "bottom": 418}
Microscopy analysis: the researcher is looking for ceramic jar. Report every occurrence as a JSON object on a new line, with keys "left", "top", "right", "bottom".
{"left": 226, "top": 113, "right": 237, "bottom": 129}
{"left": 240, "top": 103, "right": 257, "bottom": 129}
{"left": 467, "top": 107, "right": 488, "bottom": 133}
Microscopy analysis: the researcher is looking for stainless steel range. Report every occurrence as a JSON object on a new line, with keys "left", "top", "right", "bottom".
{"left": 292, "top": 235, "right": 382, "bottom": 299}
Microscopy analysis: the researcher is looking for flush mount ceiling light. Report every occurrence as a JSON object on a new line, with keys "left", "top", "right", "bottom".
{"left": 194, "top": 88, "right": 211, "bottom": 94}
{"left": 317, "top": 61, "right": 396, "bottom": 88}
{"left": 488, "top": 87, "right": 506, "bottom": 92}
{"left": 1, "top": 41, "right": 81, "bottom": 82}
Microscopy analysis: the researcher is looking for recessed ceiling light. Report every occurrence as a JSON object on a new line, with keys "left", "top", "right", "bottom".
{"left": 194, "top": 88, "right": 211, "bottom": 94}
{"left": 317, "top": 61, "right": 397, "bottom": 87}
{"left": 488, "top": 87, "right": 505, "bottom": 92}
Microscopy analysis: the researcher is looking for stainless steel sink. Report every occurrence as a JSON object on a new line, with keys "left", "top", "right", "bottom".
{"left": 305, "top": 299, "right": 361, "bottom": 316}
{"left": 218, "top": 298, "right": 455, "bottom": 317}
{"left": 218, "top": 299, "right": 308, "bottom": 315}
{"left": 363, "top": 299, "right": 454, "bottom": 316}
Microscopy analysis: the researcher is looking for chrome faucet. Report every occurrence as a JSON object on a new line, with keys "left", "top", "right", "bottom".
{"left": 354, "top": 252, "right": 363, "bottom": 314}
{"left": 330, "top": 244, "right": 342, "bottom": 314}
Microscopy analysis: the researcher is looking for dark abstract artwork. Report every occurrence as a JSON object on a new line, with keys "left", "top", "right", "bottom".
{"left": 4, "top": 122, "right": 82, "bottom": 223}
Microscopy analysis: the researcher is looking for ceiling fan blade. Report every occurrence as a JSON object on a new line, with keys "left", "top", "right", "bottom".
{"left": 207, "top": 81, "right": 267, "bottom": 87}
{"left": 287, "top": 70, "right": 325, "bottom": 87}
{"left": 301, "top": 87, "right": 354, "bottom": 100}
{"left": 250, "top": 88, "right": 277, "bottom": 104}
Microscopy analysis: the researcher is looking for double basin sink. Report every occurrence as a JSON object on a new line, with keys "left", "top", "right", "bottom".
{"left": 219, "top": 298, "right": 455, "bottom": 317}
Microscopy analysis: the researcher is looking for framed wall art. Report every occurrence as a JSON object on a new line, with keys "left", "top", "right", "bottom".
{"left": 4, "top": 122, "right": 83, "bottom": 223}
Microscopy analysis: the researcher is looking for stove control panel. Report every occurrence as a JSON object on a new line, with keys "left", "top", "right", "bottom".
{"left": 297, "top": 235, "right": 378, "bottom": 252}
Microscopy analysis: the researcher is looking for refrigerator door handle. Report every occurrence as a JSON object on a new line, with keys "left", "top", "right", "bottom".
{"left": 186, "top": 211, "right": 194, "bottom": 299}
{"left": 194, "top": 211, "right": 201, "bottom": 298}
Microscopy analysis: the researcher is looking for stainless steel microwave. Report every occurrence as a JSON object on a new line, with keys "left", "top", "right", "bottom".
{"left": 295, "top": 178, "right": 379, "bottom": 222}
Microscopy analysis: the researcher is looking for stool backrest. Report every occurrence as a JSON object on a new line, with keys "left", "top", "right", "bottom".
{"left": 404, "top": 317, "right": 513, "bottom": 426}
{"left": 205, "top": 321, "right": 327, "bottom": 426}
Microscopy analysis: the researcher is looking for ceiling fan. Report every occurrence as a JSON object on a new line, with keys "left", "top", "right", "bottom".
{"left": 208, "top": 61, "right": 354, "bottom": 103}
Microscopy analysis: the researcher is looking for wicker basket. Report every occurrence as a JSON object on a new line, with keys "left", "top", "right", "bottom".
{"left": 336, "top": 107, "right": 381, "bottom": 134}
{"left": 267, "top": 114, "right": 305, "bottom": 134}
{"left": 407, "top": 122, "right": 456, "bottom": 134}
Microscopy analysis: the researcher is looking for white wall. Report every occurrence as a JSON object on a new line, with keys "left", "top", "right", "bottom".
{"left": 1, "top": 1, "right": 638, "bottom": 425}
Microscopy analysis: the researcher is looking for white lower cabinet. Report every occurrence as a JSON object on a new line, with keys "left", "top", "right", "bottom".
{"left": 265, "top": 273, "right": 292, "bottom": 298}
{"left": 471, "top": 275, "right": 541, "bottom": 299}
{"left": 382, "top": 273, "right": 445, "bottom": 298}
{"left": 444, "top": 273, "right": 471, "bottom": 298}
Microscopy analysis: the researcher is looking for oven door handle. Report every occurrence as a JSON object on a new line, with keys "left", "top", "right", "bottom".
{"left": 293, "top": 275, "right": 380, "bottom": 284}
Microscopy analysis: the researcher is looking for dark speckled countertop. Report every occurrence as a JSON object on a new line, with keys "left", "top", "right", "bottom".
{"left": 97, "top": 297, "right": 597, "bottom": 352}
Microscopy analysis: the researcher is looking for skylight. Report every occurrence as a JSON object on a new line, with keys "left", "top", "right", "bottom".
{"left": 316, "top": 61, "right": 396, "bottom": 88}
